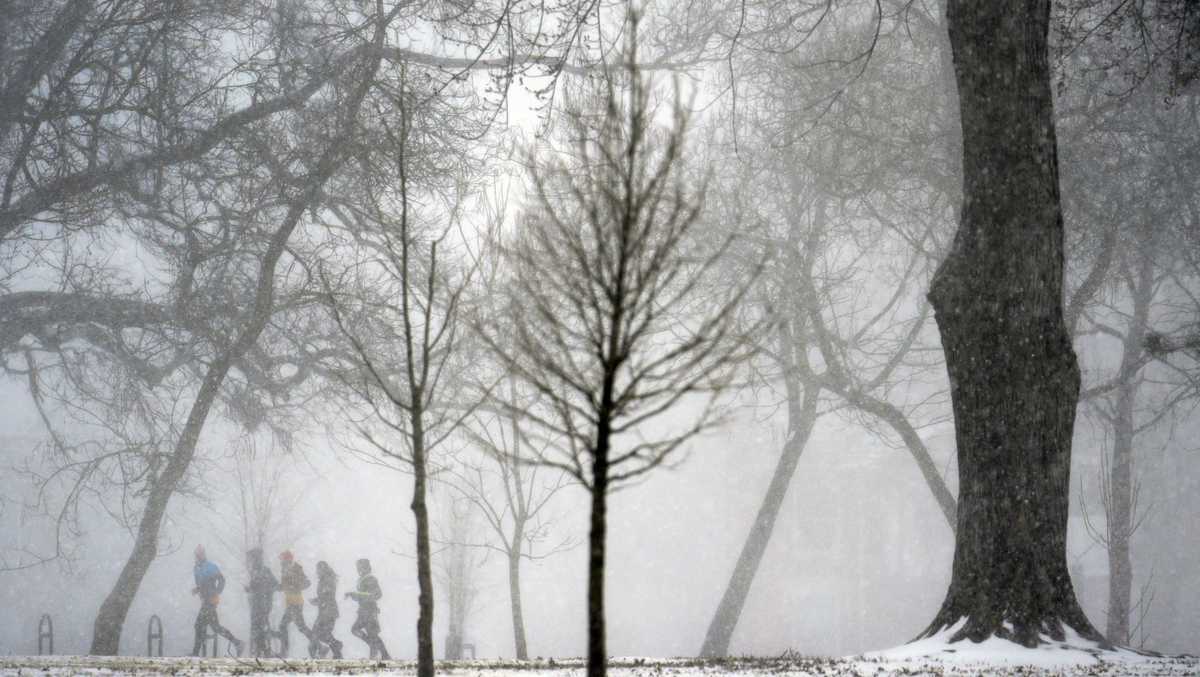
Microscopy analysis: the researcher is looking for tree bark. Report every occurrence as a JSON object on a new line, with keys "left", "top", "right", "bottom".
{"left": 922, "top": 0, "right": 1104, "bottom": 647}
{"left": 508, "top": 547, "right": 529, "bottom": 659}
{"left": 587, "top": 446, "right": 608, "bottom": 677}
{"left": 1104, "top": 230, "right": 1155, "bottom": 645}
{"left": 413, "top": 415, "right": 435, "bottom": 675}
{"left": 698, "top": 371, "right": 819, "bottom": 657}
{"left": 1106, "top": 378, "right": 1135, "bottom": 645}
{"left": 507, "top": 380, "right": 531, "bottom": 660}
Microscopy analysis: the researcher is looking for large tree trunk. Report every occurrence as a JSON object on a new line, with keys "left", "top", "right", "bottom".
{"left": 698, "top": 370, "right": 819, "bottom": 658}
{"left": 922, "top": 0, "right": 1104, "bottom": 647}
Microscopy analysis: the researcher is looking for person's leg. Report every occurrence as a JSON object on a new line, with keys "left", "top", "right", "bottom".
{"left": 192, "top": 605, "right": 208, "bottom": 656}
{"left": 209, "top": 606, "right": 230, "bottom": 640}
{"left": 351, "top": 614, "right": 367, "bottom": 641}
{"left": 294, "top": 604, "right": 314, "bottom": 649}
{"left": 351, "top": 613, "right": 371, "bottom": 657}
{"left": 366, "top": 616, "right": 389, "bottom": 660}
{"left": 210, "top": 606, "right": 241, "bottom": 653}
{"left": 278, "top": 606, "right": 294, "bottom": 656}
{"left": 310, "top": 615, "right": 329, "bottom": 657}
{"left": 250, "top": 609, "right": 268, "bottom": 656}
{"left": 316, "top": 614, "right": 343, "bottom": 658}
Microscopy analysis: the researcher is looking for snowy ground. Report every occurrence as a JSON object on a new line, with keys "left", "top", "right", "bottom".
{"left": 1, "top": 650, "right": 1197, "bottom": 676}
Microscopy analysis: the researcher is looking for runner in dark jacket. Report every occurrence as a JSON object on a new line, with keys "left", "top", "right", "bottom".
{"left": 277, "top": 550, "right": 315, "bottom": 657}
{"left": 308, "top": 560, "right": 343, "bottom": 658}
{"left": 192, "top": 545, "right": 243, "bottom": 657}
{"left": 244, "top": 547, "right": 279, "bottom": 657}
{"left": 345, "top": 558, "right": 390, "bottom": 659}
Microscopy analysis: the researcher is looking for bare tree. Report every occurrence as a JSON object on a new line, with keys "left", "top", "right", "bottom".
{"left": 433, "top": 492, "right": 487, "bottom": 660}
{"left": 205, "top": 433, "right": 308, "bottom": 559}
{"left": 478, "top": 14, "right": 765, "bottom": 677}
{"left": 454, "top": 375, "right": 576, "bottom": 660}
{"left": 86, "top": 16, "right": 391, "bottom": 653}
{"left": 0, "top": 0, "right": 598, "bottom": 655}
{"left": 694, "top": 4, "right": 961, "bottom": 656}
{"left": 319, "top": 69, "right": 483, "bottom": 676}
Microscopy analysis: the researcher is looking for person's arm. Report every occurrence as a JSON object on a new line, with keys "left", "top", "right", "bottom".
{"left": 214, "top": 571, "right": 226, "bottom": 595}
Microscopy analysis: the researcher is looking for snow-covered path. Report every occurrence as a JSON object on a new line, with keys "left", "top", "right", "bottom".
{"left": 1, "top": 653, "right": 1197, "bottom": 676}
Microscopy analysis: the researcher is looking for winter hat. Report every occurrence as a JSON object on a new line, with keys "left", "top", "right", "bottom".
{"left": 194, "top": 544, "right": 206, "bottom": 560}
{"left": 279, "top": 550, "right": 294, "bottom": 561}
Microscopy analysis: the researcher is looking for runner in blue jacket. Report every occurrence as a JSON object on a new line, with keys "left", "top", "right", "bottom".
{"left": 192, "top": 545, "right": 244, "bottom": 657}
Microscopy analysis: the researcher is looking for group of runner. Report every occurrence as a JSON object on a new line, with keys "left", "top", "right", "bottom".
{"left": 191, "top": 544, "right": 391, "bottom": 659}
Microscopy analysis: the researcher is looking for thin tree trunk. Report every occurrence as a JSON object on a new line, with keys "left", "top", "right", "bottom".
{"left": 698, "top": 371, "right": 819, "bottom": 657}
{"left": 508, "top": 547, "right": 529, "bottom": 659}
{"left": 1104, "top": 233, "right": 1155, "bottom": 645}
{"left": 90, "top": 362, "right": 231, "bottom": 654}
{"left": 587, "top": 446, "right": 609, "bottom": 677}
{"left": 508, "top": 380, "right": 531, "bottom": 661}
{"left": 922, "top": 0, "right": 1103, "bottom": 646}
{"left": 412, "top": 415, "right": 435, "bottom": 676}
{"left": 1106, "top": 381, "right": 1135, "bottom": 645}
{"left": 828, "top": 384, "right": 957, "bottom": 529}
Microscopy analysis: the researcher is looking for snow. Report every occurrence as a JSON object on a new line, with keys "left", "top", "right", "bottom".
{"left": 857, "top": 625, "right": 1194, "bottom": 675}
{"left": 1, "top": 650, "right": 1197, "bottom": 677}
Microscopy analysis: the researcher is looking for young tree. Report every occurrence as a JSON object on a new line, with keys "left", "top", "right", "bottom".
{"left": 433, "top": 493, "right": 486, "bottom": 660}
{"left": 206, "top": 433, "right": 308, "bottom": 558}
{"left": 479, "top": 16, "right": 764, "bottom": 676}
{"left": 455, "top": 375, "right": 576, "bottom": 659}
{"left": 320, "top": 72, "right": 482, "bottom": 676}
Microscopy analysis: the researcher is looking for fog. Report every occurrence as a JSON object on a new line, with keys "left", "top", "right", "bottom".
{"left": 1, "top": 379, "right": 961, "bottom": 658}
{"left": 1, "top": 0, "right": 1198, "bottom": 667}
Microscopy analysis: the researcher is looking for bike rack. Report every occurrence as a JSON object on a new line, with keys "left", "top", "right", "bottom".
{"left": 199, "top": 627, "right": 219, "bottom": 657}
{"left": 147, "top": 614, "right": 164, "bottom": 657}
{"left": 37, "top": 614, "right": 53, "bottom": 655}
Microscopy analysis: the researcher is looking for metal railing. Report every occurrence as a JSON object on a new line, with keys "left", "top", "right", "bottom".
{"left": 198, "top": 627, "right": 219, "bottom": 657}
{"left": 147, "top": 614, "right": 164, "bottom": 657}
